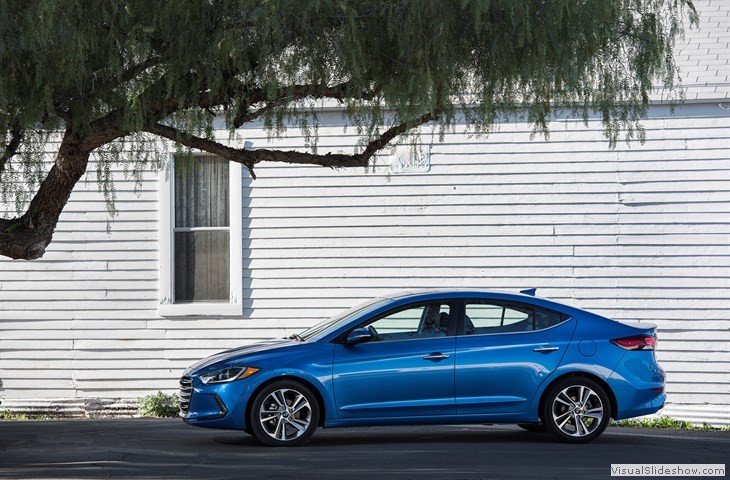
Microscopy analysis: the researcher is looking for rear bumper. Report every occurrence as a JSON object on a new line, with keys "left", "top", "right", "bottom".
{"left": 613, "top": 389, "right": 667, "bottom": 420}
{"left": 608, "top": 352, "right": 666, "bottom": 420}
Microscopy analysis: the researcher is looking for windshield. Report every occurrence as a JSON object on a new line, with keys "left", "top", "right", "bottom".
{"left": 298, "top": 297, "right": 389, "bottom": 342}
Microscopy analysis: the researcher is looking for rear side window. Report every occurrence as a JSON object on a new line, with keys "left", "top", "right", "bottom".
{"left": 464, "top": 301, "right": 566, "bottom": 335}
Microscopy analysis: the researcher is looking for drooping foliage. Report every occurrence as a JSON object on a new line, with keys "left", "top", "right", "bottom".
{"left": 0, "top": 0, "right": 697, "bottom": 259}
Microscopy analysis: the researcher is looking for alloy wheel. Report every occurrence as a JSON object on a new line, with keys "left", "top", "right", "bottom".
{"left": 258, "top": 388, "right": 313, "bottom": 442}
{"left": 550, "top": 384, "right": 605, "bottom": 438}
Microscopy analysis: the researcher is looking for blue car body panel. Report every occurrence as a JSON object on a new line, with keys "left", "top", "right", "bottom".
{"left": 333, "top": 336, "right": 456, "bottom": 417}
{"left": 455, "top": 318, "right": 576, "bottom": 415}
{"left": 180, "top": 289, "right": 666, "bottom": 432}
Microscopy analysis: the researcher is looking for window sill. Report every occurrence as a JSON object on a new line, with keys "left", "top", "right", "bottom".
{"left": 159, "top": 303, "right": 243, "bottom": 317}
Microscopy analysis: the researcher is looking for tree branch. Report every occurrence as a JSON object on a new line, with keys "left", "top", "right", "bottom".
{"left": 232, "top": 81, "right": 382, "bottom": 127}
{"left": 144, "top": 106, "right": 439, "bottom": 178}
{"left": 359, "top": 110, "right": 440, "bottom": 160}
{"left": 143, "top": 122, "right": 259, "bottom": 177}
{"left": 144, "top": 122, "right": 371, "bottom": 179}
{"left": 0, "top": 129, "right": 92, "bottom": 260}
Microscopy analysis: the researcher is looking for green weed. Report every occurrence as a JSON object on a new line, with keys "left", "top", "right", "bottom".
{"left": 138, "top": 391, "right": 180, "bottom": 418}
{"left": 612, "top": 416, "right": 729, "bottom": 431}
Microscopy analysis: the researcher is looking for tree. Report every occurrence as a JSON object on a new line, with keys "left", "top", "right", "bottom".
{"left": 0, "top": 0, "right": 697, "bottom": 260}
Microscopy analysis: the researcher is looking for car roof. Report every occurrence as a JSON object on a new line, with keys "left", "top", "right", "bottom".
{"left": 381, "top": 288, "right": 537, "bottom": 301}
{"left": 378, "top": 288, "right": 587, "bottom": 317}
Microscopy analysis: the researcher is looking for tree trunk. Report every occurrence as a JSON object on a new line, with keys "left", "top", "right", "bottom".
{"left": 0, "top": 130, "right": 90, "bottom": 260}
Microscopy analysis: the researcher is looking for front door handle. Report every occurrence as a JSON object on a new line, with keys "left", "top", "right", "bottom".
{"left": 533, "top": 346, "right": 560, "bottom": 353}
{"left": 423, "top": 352, "right": 450, "bottom": 361}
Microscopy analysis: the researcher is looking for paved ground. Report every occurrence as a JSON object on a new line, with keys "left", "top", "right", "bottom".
{"left": 0, "top": 419, "right": 727, "bottom": 479}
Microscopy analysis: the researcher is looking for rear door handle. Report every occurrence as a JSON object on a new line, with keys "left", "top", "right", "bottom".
{"left": 423, "top": 353, "right": 450, "bottom": 361}
{"left": 533, "top": 346, "right": 560, "bottom": 353}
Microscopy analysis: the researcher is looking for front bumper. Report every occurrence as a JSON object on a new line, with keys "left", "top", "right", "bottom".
{"left": 179, "top": 375, "right": 249, "bottom": 430}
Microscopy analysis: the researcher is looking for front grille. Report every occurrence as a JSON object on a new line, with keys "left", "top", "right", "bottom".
{"left": 179, "top": 376, "right": 193, "bottom": 415}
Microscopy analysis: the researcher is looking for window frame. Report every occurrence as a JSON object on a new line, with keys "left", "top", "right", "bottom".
{"left": 159, "top": 153, "right": 242, "bottom": 317}
{"left": 335, "top": 300, "right": 458, "bottom": 343}
{"left": 458, "top": 299, "right": 568, "bottom": 336}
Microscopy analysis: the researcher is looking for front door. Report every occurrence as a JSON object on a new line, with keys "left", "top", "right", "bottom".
{"left": 333, "top": 301, "right": 456, "bottom": 418}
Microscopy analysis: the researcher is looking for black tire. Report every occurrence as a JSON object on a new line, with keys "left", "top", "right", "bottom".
{"left": 542, "top": 377, "right": 611, "bottom": 443}
{"left": 248, "top": 380, "right": 320, "bottom": 447}
{"left": 517, "top": 423, "right": 546, "bottom": 433}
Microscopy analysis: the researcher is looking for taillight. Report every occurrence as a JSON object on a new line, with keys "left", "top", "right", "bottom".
{"left": 611, "top": 334, "right": 656, "bottom": 351}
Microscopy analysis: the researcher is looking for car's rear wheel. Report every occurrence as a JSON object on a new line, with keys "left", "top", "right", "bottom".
{"left": 248, "top": 380, "right": 320, "bottom": 447}
{"left": 543, "top": 377, "right": 610, "bottom": 443}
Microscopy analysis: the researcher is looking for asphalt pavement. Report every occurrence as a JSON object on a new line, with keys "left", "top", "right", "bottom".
{"left": 0, "top": 419, "right": 727, "bottom": 479}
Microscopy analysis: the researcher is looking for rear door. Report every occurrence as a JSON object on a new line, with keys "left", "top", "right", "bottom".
{"left": 455, "top": 300, "right": 577, "bottom": 415}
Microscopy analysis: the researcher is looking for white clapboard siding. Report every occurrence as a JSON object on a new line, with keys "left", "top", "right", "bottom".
{"left": 1, "top": 0, "right": 729, "bottom": 423}
{"left": 237, "top": 99, "right": 730, "bottom": 425}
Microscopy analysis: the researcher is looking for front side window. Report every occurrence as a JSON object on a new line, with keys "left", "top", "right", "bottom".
{"left": 464, "top": 301, "right": 565, "bottom": 335}
{"left": 360, "top": 302, "right": 452, "bottom": 342}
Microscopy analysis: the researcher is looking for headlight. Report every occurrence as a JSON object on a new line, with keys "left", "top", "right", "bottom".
{"left": 199, "top": 366, "right": 260, "bottom": 385}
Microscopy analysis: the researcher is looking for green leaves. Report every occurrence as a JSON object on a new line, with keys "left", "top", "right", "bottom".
{"left": 0, "top": 0, "right": 696, "bottom": 136}
{"left": 0, "top": 0, "right": 697, "bottom": 209}
{"left": 138, "top": 391, "right": 180, "bottom": 418}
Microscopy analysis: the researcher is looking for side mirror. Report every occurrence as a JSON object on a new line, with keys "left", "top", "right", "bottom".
{"left": 346, "top": 327, "right": 372, "bottom": 344}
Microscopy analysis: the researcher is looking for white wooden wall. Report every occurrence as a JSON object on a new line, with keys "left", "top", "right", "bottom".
{"left": 1, "top": 0, "right": 728, "bottom": 423}
{"left": 239, "top": 104, "right": 730, "bottom": 425}
{"left": 1, "top": 103, "right": 727, "bottom": 423}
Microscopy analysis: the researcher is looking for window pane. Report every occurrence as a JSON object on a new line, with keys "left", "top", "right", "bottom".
{"left": 503, "top": 307, "right": 531, "bottom": 326}
{"left": 464, "top": 301, "right": 565, "bottom": 335}
{"left": 372, "top": 306, "right": 424, "bottom": 334}
{"left": 534, "top": 309, "right": 565, "bottom": 330}
{"left": 465, "top": 303, "right": 503, "bottom": 328}
{"left": 174, "top": 231, "right": 229, "bottom": 302}
{"left": 175, "top": 155, "right": 229, "bottom": 228}
{"left": 365, "top": 303, "right": 451, "bottom": 341}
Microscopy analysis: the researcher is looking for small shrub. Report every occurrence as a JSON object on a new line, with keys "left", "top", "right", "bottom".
{"left": 0, "top": 396, "right": 26, "bottom": 420}
{"left": 0, "top": 411, "right": 30, "bottom": 420}
{"left": 138, "top": 391, "right": 180, "bottom": 418}
{"left": 612, "top": 416, "right": 729, "bottom": 431}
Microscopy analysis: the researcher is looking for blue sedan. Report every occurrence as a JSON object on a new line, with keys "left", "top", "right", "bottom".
{"left": 179, "top": 289, "right": 665, "bottom": 445}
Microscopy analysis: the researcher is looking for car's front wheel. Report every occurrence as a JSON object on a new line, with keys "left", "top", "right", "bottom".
{"left": 543, "top": 377, "right": 610, "bottom": 443}
{"left": 248, "top": 380, "right": 320, "bottom": 447}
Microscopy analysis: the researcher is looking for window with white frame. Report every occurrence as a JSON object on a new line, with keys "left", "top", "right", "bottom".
{"left": 160, "top": 153, "right": 242, "bottom": 316}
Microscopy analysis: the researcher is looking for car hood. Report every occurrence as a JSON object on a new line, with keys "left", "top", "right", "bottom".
{"left": 185, "top": 339, "right": 299, "bottom": 374}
